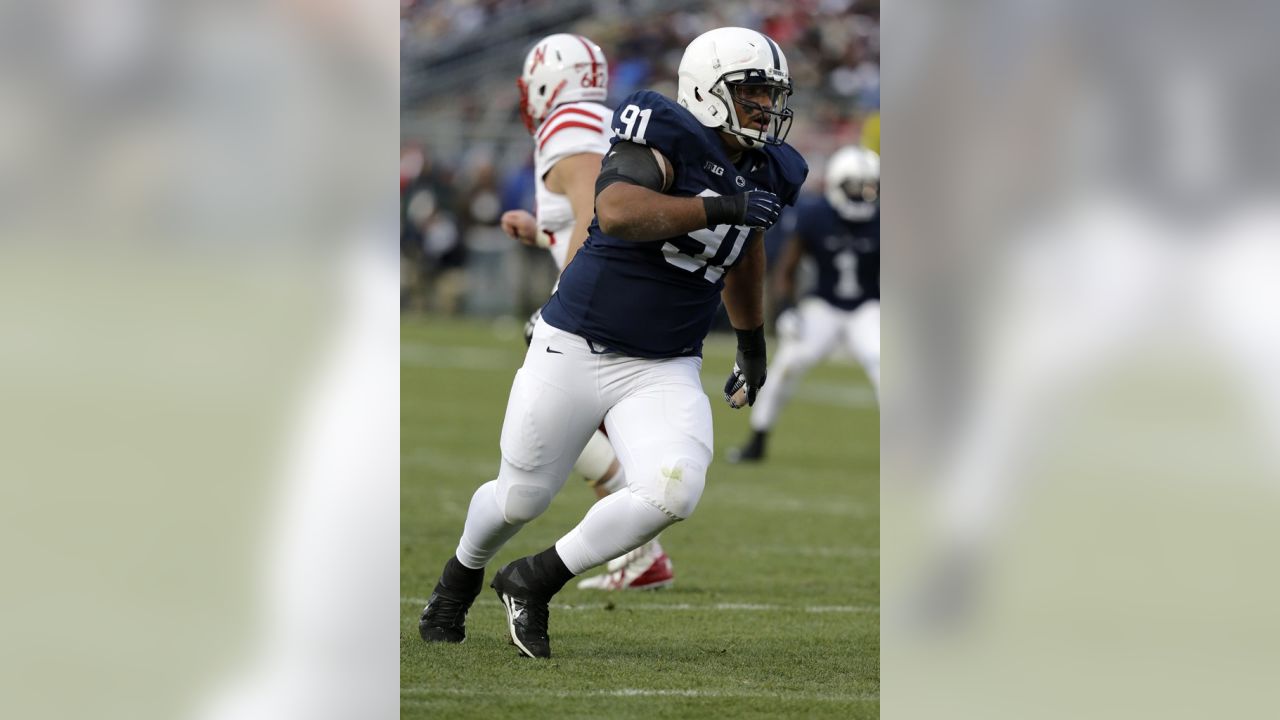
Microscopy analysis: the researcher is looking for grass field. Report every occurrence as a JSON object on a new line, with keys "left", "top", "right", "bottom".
{"left": 401, "top": 315, "right": 879, "bottom": 719}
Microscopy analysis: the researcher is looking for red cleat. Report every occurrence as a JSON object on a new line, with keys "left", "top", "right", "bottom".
{"left": 576, "top": 539, "right": 674, "bottom": 591}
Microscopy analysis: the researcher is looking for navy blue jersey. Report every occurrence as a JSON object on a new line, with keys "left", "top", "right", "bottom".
{"left": 793, "top": 194, "right": 879, "bottom": 310}
{"left": 541, "top": 90, "right": 809, "bottom": 358}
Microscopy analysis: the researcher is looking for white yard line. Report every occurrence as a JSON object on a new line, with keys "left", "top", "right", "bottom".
{"left": 696, "top": 373, "right": 876, "bottom": 409}
{"left": 794, "top": 382, "right": 878, "bottom": 408}
{"left": 743, "top": 544, "right": 880, "bottom": 558}
{"left": 403, "top": 339, "right": 876, "bottom": 407}
{"left": 403, "top": 687, "right": 879, "bottom": 702}
{"left": 401, "top": 343, "right": 519, "bottom": 371}
{"left": 402, "top": 597, "right": 878, "bottom": 614}
{"left": 719, "top": 496, "right": 876, "bottom": 518}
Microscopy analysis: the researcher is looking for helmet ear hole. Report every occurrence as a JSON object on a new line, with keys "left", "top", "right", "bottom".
{"left": 694, "top": 87, "right": 703, "bottom": 102}
{"left": 538, "top": 85, "right": 546, "bottom": 96}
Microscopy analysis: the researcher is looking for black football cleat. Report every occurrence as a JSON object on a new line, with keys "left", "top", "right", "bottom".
{"left": 726, "top": 431, "right": 767, "bottom": 464}
{"left": 491, "top": 562, "right": 552, "bottom": 659}
{"left": 419, "top": 559, "right": 484, "bottom": 643}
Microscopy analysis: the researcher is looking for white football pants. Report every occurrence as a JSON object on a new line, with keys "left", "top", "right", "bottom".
{"left": 456, "top": 318, "right": 713, "bottom": 575}
{"left": 750, "top": 297, "right": 880, "bottom": 432}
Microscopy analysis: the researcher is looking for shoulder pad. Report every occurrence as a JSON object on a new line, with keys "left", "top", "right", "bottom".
{"left": 764, "top": 143, "right": 810, "bottom": 206}
{"left": 535, "top": 102, "right": 612, "bottom": 174}
{"left": 609, "top": 90, "right": 705, "bottom": 162}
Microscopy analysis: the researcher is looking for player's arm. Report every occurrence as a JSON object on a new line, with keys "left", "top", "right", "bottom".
{"left": 500, "top": 209, "right": 539, "bottom": 247}
{"left": 544, "top": 152, "right": 603, "bottom": 268}
{"left": 720, "top": 231, "right": 768, "bottom": 408}
{"left": 594, "top": 143, "right": 694, "bottom": 240}
{"left": 595, "top": 143, "right": 782, "bottom": 241}
{"left": 723, "top": 230, "right": 766, "bottom": 330}
{"left": 773, "top": 233, "right": 805, "bottom": 306}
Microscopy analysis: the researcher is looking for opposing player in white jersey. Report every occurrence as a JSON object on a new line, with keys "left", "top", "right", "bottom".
{"left": 493, "top": 33, "right": 675, "bottom": 592}
{"left": 729, "top": 145, "right": 881, "bottom": 463}
{"left": 420, "top": 27, "right": 807, "bottom": 658}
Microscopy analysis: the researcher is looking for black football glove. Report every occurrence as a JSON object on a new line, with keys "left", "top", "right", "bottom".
{"left": 703, "top": 189, "right": 783, "bottom": 229}
{"left": 723, "top": 325, "right": 767, "bottom": 409}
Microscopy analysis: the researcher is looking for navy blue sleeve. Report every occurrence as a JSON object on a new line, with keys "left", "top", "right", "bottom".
{"left": 608, "top": 91, "right": 700, "bottom": 176}
{"left": 767, "top": 144, "right": 810, "bottom": 206}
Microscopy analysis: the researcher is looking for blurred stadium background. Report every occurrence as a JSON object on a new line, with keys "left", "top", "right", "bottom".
{"left": 7, "top": 0, "right": 1280, "bottom": 712}
{"left": 399, "top": 0, "right": 879, "bottom": 320}
{"left": 8, "top": 1, "right": 1280, "bottom": 719}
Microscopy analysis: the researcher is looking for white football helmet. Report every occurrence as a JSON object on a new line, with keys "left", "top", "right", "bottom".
{"left": 677, "top": 27, "right": 794, "bottom": 148}
{"left": 517, "top": 33, "right": 609, "bottom": 134}
{"left": 825, "top": 146, "right": 881, "bottom": 221}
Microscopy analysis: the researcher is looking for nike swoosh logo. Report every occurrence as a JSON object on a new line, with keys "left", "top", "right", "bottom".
{"left": 546, "top": 347, "right": 563, "bottom": 354}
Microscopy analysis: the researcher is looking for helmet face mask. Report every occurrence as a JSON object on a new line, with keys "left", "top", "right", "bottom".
{"left": 516, "top": 75, "right": 568, "bottom": 134}
{"left": 718, "top": 70, "right": 794, "bottom": 147}
{"left": 678, "top": 27, "right": 795, "bottom": 148}
{"left": 840, "top": 178, "right": 879, "bottom": 205}
{"left": 825, "top": 146, "right": 881, "bottom": 221}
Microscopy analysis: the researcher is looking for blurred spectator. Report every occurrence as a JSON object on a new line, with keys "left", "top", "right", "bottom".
{"left": 499, "top": 156, "right": 536, "bottom": 217}
{"left": 402, "top": 0, "right": 880, "bottom": 318}
{"left": 401, "top": 145, "right": 466, "bottom": 313}
{"left": 861, "top": 110, "right": 880, "bottom": 154}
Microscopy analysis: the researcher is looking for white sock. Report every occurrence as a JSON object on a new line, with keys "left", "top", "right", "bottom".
{"left": 555, "top": 489, "right": 674, "bottom": 575}
{"left": 454, "top": 480, "right": 522, "bottom": 569}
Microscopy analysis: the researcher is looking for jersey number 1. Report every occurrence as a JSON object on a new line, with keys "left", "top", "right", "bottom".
{"left": 834, "top": 249, "right": 860, "bottom": 299}
{"left": 615, "top": 105, "right": 652, "bottom": 144}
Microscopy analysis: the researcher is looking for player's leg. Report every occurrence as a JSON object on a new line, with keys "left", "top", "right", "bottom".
{"left": 490, "top": 355, "right": 712, "bottom": 657}
{"left": 533, "top": 312, "right": 627, "bottom": 499}
{"left": 844, "top": 300, "right": 881, "bottom": 400}
{"left": 565, "top": 357, "right": 712, "bottom": 568}
{"left": 420, "top": 319, "right": 603, "bottom": 644}
{"left": 573, "top": 428, "right": 674, "bottom": 590}
{"left": 729, "top": 297, "right": 842, "bottom": 462}
{"left": 575, "top": 429, "right": 626, "bottom": 498}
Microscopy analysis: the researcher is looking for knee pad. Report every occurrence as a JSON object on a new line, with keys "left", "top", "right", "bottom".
{"left": 632, "top": 455, "right": 707, "bottom": 521}
{"left": 496, "top": 461, "right": 559, "bottom": 524}
{"left": 500, "top": 481, "right": 555, "bottom": 524}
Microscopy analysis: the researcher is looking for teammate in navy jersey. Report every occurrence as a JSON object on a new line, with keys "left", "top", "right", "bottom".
{"left": 730, "top": 145, "right": 881, "bottom": 463}
{"left": 418, "top": 27, "right": 807, "bottom": 659}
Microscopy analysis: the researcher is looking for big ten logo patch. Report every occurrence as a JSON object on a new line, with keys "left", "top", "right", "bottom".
{"left": 703, "top": 161, "right": 725, "bottom": 176}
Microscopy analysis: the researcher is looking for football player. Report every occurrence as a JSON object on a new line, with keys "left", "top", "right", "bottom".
{"left": 419, "top": 27, "right": 807, "bottom": 659}
{"left": 729, "top": 145, "right": 881, "bottom": 463}
{"left": 494, "top": 34, "right": 676, "bottom": 592}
